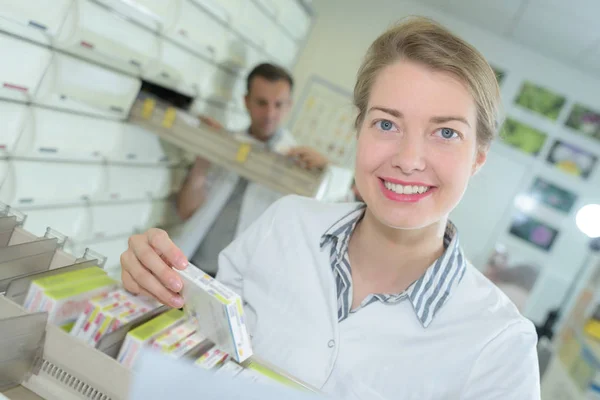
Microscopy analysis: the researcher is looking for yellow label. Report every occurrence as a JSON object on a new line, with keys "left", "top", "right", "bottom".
{"left": 162, "top": 107, "right": 177, "bottom": 128}
{"left": 235, "top": 143, "right": 251, "bottom": 163}
{"left": 142, "top": 98, "right": 155, "bottom": 119}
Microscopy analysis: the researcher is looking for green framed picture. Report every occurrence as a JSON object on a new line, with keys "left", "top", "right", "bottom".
{"left": 526, "top": 177, "right": 577, "bottom": 213}
{"left": 509, "top": 212, "right": 559, "bottom": 252}
{"left": 500, "top": 118, "right": 547, "bottom": 156}
{"left": 565, "top": 104, "right": 600, "bottom": 143}
{"left": 515, "top": 82, "right": 566, "bottom": 121}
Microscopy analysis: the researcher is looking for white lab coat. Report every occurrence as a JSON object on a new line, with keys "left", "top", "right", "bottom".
{"left": 173, "top": 128, "right": 298, "bottom": 258}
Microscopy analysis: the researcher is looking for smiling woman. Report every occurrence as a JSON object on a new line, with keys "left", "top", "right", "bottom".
{"left": 120, "top": 16, "right": 540, "bottom": 400}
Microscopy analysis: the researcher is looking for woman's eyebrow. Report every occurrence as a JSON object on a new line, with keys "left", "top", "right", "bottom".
{"left": 430, "top": 116, "right": 471, "bottom": 128}
{"left": 368, "top": 106, "right": 403, "bottom": 118}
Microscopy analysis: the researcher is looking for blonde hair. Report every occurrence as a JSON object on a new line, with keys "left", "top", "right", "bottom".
{"left": 354, "top": 17, "right": 501, "bottom": 148}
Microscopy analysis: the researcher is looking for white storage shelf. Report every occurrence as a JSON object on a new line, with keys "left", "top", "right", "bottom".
{"left": 165, "top": 0, "right": 228, "bottom": 64}
{"left": 0, "top": 33, "right": 52, "bottom": 102}
{"left": 89, "top": 202, "right": 153, "bottom": 239}
{"left": 102, "top": 164, "right": 172, "bottom": 202}
{"left": 13, "top": 106, "right": 120, "bottom": 162}
{"left": 54, "top": 0, "right": 160, "bottom": 76}
{"left": 0, "top": 0, "right": 73, "bottom": 45}
{"left": 34, "top": 52, "right": 141, "bottom": 120}
{"left": 22, "top": 205, "right": 91, "bottom": 241}
{"left": 92, "top": 0, "right": 180, "bottom": 34}
{"left": 0, "top": 101, "right": 28, "bottom": 156}
{"left": 0, "top": 160, "right": 105, "bottom": 207}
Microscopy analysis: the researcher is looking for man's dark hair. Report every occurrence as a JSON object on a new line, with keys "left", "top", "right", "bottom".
{"left": 246, "top": 63, "right": 294, "bottom": 93}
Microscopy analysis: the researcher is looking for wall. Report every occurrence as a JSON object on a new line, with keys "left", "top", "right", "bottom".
{"left": 291, "top": 0, "right": 600, "bottom": 324}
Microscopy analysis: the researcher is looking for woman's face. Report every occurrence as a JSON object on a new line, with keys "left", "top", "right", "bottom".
{"left": 355, "top": 60, "right": 487, "bottom": 230}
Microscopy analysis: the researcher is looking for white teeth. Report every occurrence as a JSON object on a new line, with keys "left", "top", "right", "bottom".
{"left": 384, "top": 181, "right": 430, "bottom": 195}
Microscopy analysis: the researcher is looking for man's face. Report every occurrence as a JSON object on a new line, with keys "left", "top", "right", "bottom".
{"left": 244, "top": 76, "right": 292, "bottom": 140}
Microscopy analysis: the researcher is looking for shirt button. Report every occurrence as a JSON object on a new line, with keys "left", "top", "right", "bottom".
{"left": 328, "top": 339, "right": 336, "bottom": 348}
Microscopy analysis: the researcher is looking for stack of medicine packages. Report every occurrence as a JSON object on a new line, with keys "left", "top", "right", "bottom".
{"left": 23, "top": 266, "right": 119, "bottom": 332}
{"left": 117, "top": 309, "right": 210, "bottom": 368}
{"left": 70, "top": 288, "right": 162, "bottom": 347}
{"left": 178, "top": 264, "right": 317, "bottom": 392}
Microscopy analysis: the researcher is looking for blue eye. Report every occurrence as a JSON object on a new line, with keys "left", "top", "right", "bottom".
{"left": 376, "top": 120, "right": 395, "bottom": 131}
{"left": 438, "top": 128, "right": 458, "bottom": 139}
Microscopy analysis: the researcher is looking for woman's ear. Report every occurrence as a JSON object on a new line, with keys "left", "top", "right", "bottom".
{"left": 472, "top": 147, "right": 488, "bottom": 176}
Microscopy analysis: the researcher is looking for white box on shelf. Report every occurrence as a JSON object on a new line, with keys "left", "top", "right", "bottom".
{"left": 102, "top": 164, "right": 172, "bottom": 202}
{"left": 233, "top": 1, "right": 269, "bottom": 50}
{"left": 54, "top": 0, "right": 160, "bottom": 76}
{"left": 0, "top": 34, "right": 52, "bottom": 102}
{"left": 0, "top": 0, "right": 72, "bottom": 45}
{"left": 165, "top": 0, "right": 228, "bottom": 63}
{"left": 13, "top": 107, "right": 121, "bottom": 162}
{"left": 189, "top": 0, "right": 237, "bottom": 24}
{"left": 21, "top": 206, "right": 91, "bottom": 241}
{"left": 0, "top": 160, "right": 105, "bottom": 207}
{"left": 34, "top": 53, "right": 141, "bottom": 120}
{"left": 108, "top": 124, "right": 171, "bottom": 165}
{"left": 92, "top": 0, "right": 180, "bottom": 34}
{"left": 278, "top": 0, "right": 310, "bottom": 41}
{"left": 0, "top": 101, "right": 28, "bottom": 155}
{"left": 89, "top": 202, "right": 153, "bottom": 240}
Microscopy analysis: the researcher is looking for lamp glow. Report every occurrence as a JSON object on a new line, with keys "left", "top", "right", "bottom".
{"left": 576, "top": 204, "right": 600, "bottom": 238}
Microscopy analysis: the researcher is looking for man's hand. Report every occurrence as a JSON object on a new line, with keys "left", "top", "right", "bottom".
{"left": 198, "top": 115, "right": 224, "bottom": 131}
{"left": 287, "top": 146, "right": 329, "bottom": 170}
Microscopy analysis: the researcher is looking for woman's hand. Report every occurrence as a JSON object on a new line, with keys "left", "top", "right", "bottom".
{"left": 121, "top": 228, "right": 188, "bottom": 308}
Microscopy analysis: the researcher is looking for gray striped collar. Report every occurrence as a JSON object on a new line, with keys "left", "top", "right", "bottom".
{"left": 320, "top": 206, "right": 467, "bottom": 328}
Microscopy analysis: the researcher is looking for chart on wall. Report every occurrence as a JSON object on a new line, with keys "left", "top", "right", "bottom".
{"left": 289, "top": 75, "right": 357, "bottom": 168}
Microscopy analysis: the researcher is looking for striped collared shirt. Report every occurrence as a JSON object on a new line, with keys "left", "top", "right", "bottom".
{"left": 320, "top": 205, "right": 467, "bottom": 328}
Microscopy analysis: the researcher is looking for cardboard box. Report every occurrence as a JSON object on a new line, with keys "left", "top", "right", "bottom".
{"left": 117, "top": 308, "right": 185, "bottom": 368}
{"left": 194, "top": 346, "right": 229, "bottom": 370}
{"left": 177, "top": 264, "right": 252, "bottom": 363}
{"left": 37, "top": 275, "right": 119, "bottom": 327}
{"left": 23, "top": 266, "right": 105, "bottom": 312}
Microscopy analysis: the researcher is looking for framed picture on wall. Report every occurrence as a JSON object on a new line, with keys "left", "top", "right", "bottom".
{"left": 565, "top": 103, "right": 600, "bottom": 143}
{"left": 499, "top": 118, "right": 547, "bottom": 156}
{"left": 546, "top": 140, "right": 598, "bottom": 179}
{"left": 483, "top": 243, "right": 543, "bottom": 312}
{"left": 526, "top": 177, "right": 578, "bottom": 214}
{"left": 508, "top": 211, "right": 559, "bottom": 251}
{"left": 515, "top": 82, "right": 566, "bottom": 121}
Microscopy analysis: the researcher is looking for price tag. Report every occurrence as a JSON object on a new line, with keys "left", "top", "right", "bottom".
{"left": 162, "top": 107, "right": 177, "bottom": 128}
{"left": 236, "top": 143, "right": 251, "bottom": 163}
{"left": 142, "top": 98, "right": 155, "bottom": 119}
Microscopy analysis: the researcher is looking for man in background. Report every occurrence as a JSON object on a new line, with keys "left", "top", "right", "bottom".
{"left": 176, "top": 63, "right": 330, "bottom": 275}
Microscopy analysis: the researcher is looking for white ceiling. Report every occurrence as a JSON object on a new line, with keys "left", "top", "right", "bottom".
{"left": 419, "top": 0, "right": 600, "bottom": 78}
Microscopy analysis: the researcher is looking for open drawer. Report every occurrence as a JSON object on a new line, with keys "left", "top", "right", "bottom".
{"left": 0, "top": 34, "right": 52, "bottom": 103}
{"left": 0, "top": 0, "right": 72, "bottom": 45}
{"left": 0, "top": 160, "right": 105, "bottom": 208}
{"left": 34, "top": 53, "right": 141, "bottom": 120}
{"left": 142, "top": 38, "right": 214, "bottom": 98}
{"left": 54, "top": 0, "right": 160, "bottom": 76}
